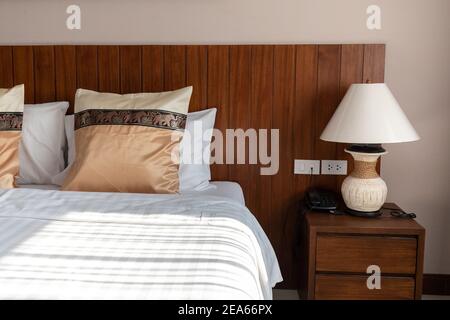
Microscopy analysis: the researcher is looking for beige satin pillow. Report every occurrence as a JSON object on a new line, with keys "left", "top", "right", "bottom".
{"left": 62, "top": 87, "right": 192, "bottom": 194}
{"left": 0, "top": 84, "right": 25, "bottom": 189}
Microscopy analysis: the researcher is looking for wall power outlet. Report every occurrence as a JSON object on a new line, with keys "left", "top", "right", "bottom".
{"left": 321, "top": 160, "right": 348, "bottom": 175}
{"left": 294, "top": 160, "right": 320, "bottom": 175}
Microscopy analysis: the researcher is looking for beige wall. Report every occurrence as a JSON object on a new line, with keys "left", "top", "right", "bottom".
{"left": 1, "top": 0, "right": 449, "bottom": 274}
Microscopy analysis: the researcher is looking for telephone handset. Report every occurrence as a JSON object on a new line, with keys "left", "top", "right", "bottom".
{"left": 305, "top": 188, "right": 337, "bottom": 211}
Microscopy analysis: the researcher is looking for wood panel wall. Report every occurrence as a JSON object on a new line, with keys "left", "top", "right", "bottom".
{"left": 0, "top": 44, "right": 385, "bottom": 289}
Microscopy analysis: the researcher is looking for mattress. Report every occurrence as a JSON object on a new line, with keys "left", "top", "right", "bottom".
{"left": 0, "top": 186, "right": 281, "bottom": 299}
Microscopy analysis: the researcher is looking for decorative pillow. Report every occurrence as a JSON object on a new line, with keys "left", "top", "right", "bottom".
{"left": 179, "top": 108, "right": 217, "bottom": 192}
{"left": 63, "top": 109, "right": 216, "bottom": 192}
{"left": 17, "top": 102, "right": 69, "bottom": 185}
{"left": 61, "top": 87, "right": 192, "bottom": 193}
{"left": 0, "top": 84, "right": 24, "bottom": 189}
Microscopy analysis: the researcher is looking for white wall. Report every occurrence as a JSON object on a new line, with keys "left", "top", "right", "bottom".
{"left": 1, "top": 0, "right": 449, "bottom": 274}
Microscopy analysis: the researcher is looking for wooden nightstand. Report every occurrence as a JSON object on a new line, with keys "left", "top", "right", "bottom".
{"left": 298, "top": 203, "right": 425, "bottom": 300}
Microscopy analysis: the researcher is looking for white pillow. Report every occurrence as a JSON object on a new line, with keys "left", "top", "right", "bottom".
{"left": 61, "top": 109, "right": 217, "bottom": 191}
{"left": 179, "top": 108, "right": 217, "bottom": 192}
{"left": 17, "top": 102, "right": 69, "bottom": 185}
{"left": 65, "top": 114, "right": 75, "bottom": 165}
{"left": 51, "top": 115, "right": 75, "bottom": 185}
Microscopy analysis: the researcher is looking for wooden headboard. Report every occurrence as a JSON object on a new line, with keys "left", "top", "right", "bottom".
{"left": 0, "top": 44, "right": 385, "bottom": 288}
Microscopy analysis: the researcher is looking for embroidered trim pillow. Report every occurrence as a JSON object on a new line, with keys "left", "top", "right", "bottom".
{"left": 62, "top": 86, "right": 192, "bottom": 194}
{"left": 0, "top": 84, "right": 25, "bottom": 189}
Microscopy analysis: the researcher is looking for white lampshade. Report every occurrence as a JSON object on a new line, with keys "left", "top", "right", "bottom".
{"left": 320, "top": 83, "right": 420, "bottom": 144}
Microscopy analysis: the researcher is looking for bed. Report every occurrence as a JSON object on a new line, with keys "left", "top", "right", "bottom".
{"left": 0, "top": 182, "right": 282, "bottom": 300}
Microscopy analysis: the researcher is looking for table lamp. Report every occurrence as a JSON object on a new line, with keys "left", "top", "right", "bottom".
{"left": 320, "top": 83, "right": 420, "bottom": 217}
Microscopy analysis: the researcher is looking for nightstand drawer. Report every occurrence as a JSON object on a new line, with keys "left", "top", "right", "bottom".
{"left": 315, "top": 274, "right": 415, "bottom": 300}
{"left": 316, "top": 234, "right": 417, "bottom": 274}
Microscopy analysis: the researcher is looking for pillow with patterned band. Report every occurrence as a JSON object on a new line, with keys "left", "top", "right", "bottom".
{"left": 0, "top": 84, "right": 24, "bottom": 189}
{"left": 62, "top": 86, "right": 192, "bottom": 194}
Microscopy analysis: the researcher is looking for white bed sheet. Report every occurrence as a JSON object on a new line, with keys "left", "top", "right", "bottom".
{"left": 18, "top": 181, "right": 246, "bottom": 205}
{"left": 0, "top": 187, "right": 281, "bottom": 300}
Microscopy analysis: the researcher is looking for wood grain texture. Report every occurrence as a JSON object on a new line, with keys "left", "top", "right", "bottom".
{"left": 186, "top": 46, "right": 207, "bottom": 112}
{"left": 316, "top": 234, "right": 417, "bottom": 274}
{"left": 315, "top": 274, "right": 415, "bottom": 300}
{"left": 300, "top": 204, "right": 425, "bottom": 299}
{"left": 0, "top": 47, "right": 13, "bottom": 88}
{"left": 164, "top": 46, "right": 186, "bottom": 91}
{"left": 0, "top": 44, "right": 386, "bottom": 289}
{"left": 314, "top": 45, "right": 341, "bottom": 190}
{"left": 76, "top": 46, "right": 98, "bottom": 91}
{"left": 247, "top": 45, "right": 273, "bottom": 235}
{"left": 120, "top": 46, "right": 142, "bottom": 93}
{"left": 207, "top": 45, "right": 230, "bottom": 181}
{"left": 294, "top": 45, "right": 318, "bottom": 201}
{"left": 55, "top": 46, "right": 76, "bottom": 111}
{"left": 307, "top": 204, "right": 425, "bottom": 235}
{"left": 415, "top": 226, "right": 426, "bottom": 298}
{"left": 98, "top": 46, "right": 120, "bottom": 93}
{"left": 292, "top": 45, "right": 319, "bottom": 292}
{"left": 142, "top": 46, "right": 164, "bottom": 92}
{"left": 13, "top": 47, "right": 34, "bottom": 103}
{"left": 363, "top": 44, "right": 386, "bottom": 83}
{"left": 228, "top": 46, "right": 252, "bottom": 204}
{"left": 272, "top": 45, "right": 296, "bottom": 286}
{"left": 34, "top": 46, "right": 55, "bottom": 103}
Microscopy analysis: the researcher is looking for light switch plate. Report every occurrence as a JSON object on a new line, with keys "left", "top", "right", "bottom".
{"left": 294, "top": 160, "right": 320, "bottom": 175}
{"left": 321, "top": 160, "right": 348, "bottom": 175}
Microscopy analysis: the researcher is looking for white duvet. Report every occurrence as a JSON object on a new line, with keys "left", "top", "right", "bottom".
{"left": 0, "top": 188, "right": 282, "bottom": 300}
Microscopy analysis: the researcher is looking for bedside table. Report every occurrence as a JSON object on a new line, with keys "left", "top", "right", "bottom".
{"left": 298, "top": 203, "right": 425, "bottom": 300}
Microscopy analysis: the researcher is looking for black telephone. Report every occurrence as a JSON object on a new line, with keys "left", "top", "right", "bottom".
{"left": 305, "top": 188, "right": 337, "bottom": 211}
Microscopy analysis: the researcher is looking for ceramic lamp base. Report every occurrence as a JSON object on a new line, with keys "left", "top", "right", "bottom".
{"left": 341, "top": 149, "right": 387, "bottom": 214}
